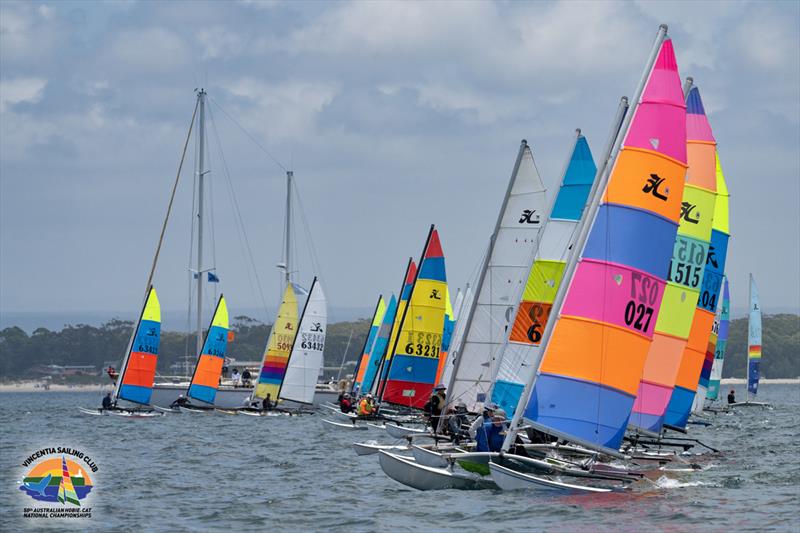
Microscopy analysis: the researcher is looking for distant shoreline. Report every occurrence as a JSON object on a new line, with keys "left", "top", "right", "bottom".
{"left": 0, "top": 378, "right": 798, "bottom": 393}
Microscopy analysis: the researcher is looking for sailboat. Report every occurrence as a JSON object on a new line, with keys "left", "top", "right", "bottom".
{"left": 350, "top": 295, "right": 387, "bottom": 397}
{"left": 730, "top": 274, "right": 770, "bottom": 407}
{"left": 705, "top": 276, "right": 730, "bottom": 402}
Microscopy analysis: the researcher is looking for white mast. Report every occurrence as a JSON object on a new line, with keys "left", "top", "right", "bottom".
{"left": 501, "top": 25, "right": 669, "bottom": 453}
{"left": 281, "top": 170, "right": 293, "bottom": 291}
{"left": 195, "top": 89, "right": 207, "bottom": 357}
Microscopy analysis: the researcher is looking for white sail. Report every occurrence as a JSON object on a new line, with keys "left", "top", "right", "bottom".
{"left": 280, "top": 279, "right": 327, "bottom": 405}
{"left": 446, "top": 142, "right": 548, "bottom": 412}
{"left": 440, "top": 284, "right": 473, "bottom": 388}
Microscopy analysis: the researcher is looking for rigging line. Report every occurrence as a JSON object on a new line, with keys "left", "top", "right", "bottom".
{"left": 208, "top": 95, "right": 287, "bottom": 173}
{"left": 206, "top": 104, "right": 271, "bottom": 323}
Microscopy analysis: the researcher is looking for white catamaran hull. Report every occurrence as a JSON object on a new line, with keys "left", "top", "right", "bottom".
{"left": 378, "top": 451, "right": 497, "bottom": 491}
{"left": 489, "top": 462, "right": 612, "bottom": 493}
{"left": 149, "top": 383, "right": 338, "bottom": 409}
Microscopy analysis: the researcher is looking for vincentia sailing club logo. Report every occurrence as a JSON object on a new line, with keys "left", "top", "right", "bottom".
{"left": 18, "top": 447, "right": 97, "bottom": 519}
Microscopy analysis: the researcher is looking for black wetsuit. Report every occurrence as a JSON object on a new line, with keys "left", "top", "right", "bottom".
{"left": 102, "top": 396, "right": 113, "bottom": 410}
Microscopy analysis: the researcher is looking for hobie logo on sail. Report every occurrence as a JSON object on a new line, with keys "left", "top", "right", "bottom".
{"left": 18, "top": 447, "right": 97, "bottom": 519}
{"left": 518, "top": 209, "right": 541, "bottom": 224}
{"left": 642, "top": 174, "right": 669, "bottom": 200}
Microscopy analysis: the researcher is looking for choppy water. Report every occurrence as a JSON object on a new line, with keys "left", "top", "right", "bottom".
{"left": 1, "top": 384, "right": 798, "bottom": 531}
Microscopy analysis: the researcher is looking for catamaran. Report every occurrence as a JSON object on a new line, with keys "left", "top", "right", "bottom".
{"left": 730, "top": 274, "right": 771, "bottom": 408}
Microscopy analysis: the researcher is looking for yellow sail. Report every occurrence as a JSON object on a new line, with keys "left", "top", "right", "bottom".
{"left": 253, "top": 284, "right": 298, "bottom": 399}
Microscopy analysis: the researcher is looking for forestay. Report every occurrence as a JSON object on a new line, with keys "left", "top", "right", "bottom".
{"left": 281, "top": 278, "right": 327, "bottom": 405}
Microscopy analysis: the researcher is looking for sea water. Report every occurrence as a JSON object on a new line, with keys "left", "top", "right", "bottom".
{"left": 1, "top": 384, "right": 798, "bottom": 531}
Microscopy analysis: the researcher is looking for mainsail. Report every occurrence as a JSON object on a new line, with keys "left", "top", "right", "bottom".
{"left": 352, "top": 295, "right": 387, "bottom": 395}
{"left": 664, "top": 138, "right": 731, "bottom": 428}
{"left": 362, "top": 294, "right": 397, "bottom": 395}
{"left": 445, "top": 141, "right": 548, "bottom": 413}
{"left": 491, "top": 133, "right": 596, "bottom": 416}
{"left": 382, "top": 228, "right": 447, "bottom": 408}
{"left": 115, "top": 286, "right": 162, "bottom": 405}
{"left": 280, "top": 278, "right": 327, "bottom": 404}
{"left": 252, "top": 284, "right": 299, "bottom": 400}
{"left": 706, "top": 277, "right": 730, "bottom": 401}
{"left": 375, "top": 260, "right": 417, "bottom": 396}
{"left": 747, "top": 274, "right": 762, "bottom": 397}
{"left": 630, "top": 84, "right": 718, "bottom": 433}
{"left": 519, "top": 34, "right": 688, "bottom": 454}
{"left": 186, "top": 295, "right": 229, "bottom": 404}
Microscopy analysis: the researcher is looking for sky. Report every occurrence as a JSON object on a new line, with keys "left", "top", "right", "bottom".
{"left": 1, "top": 0, "right": 799, "bottom": 330}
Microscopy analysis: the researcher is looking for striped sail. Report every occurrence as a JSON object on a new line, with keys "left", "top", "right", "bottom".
{"left": 491, "top": 134, "right": 596, "bottom": 416}
{"left": 664, "top": 139, "right": 731, "bottom": 427}
{"left": 375, "top": 261, "right": 417, "bottom": 396}
{"left": 57, "top": 456, "right": 80, "bottom": 506}
{"left": 361, "top": 294, "right": 397, "bottom": 395}
{"left": 706, "top": 277, "right": 730, "bottom": 400}
{"left": 117, "top": 286, "right": 161, "bottom": 405}
{"left": 383, "top": 229, "right": 447, "bottom": 408}
{"left": 435, "top": 287, "right": 456, "bottom": 384}
{"left": 280, "top": 278, "right": 327, "bottom": 404}
{"left": 449, "top": 142, "right": 548, "bottom": 412}
{"left": 187, "top": 295, "right": 230, "bottom": 404}
{"left": 352, "top": 295, "right": 387, "bottom": 394}
{"left": 630, "top": 85, "right": 718, "bottom": 432}
{"left": 253, "top": 284, "right": 299, "bottom": 400}
{"left": 523, "top": 38, "right": 687, "bottom": 454}
{"left": 748, "top": 274, "right": 762, "bottom": 396}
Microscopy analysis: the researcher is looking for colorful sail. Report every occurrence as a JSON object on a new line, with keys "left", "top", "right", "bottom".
{"left": 280, "top": 278, "right": 327, "bottom": 404}
{"left": 253, "top": 284, "right": 299, "bottom": 400}
{"left": 352, "top": 295, "right": 387, "bottom": 394}
{"left": 448, "top": 141, "right": 548, "bottom": 412}
{"left": 747, "top": 274, "right": 762, "bottom": 397}
{"left": 117, "top": 286, "right": 161, "bottom": 405}
{"left": 492, "top": 133, "right": 596, "bottom": 416}
{"left": 434, "top": 287, "right": 456, "bottom": 384}
{"left": 664, "top": 128, "right": 731, "bottom": 428}
{"left": 630, "top": 85, "right": 718, "bottom": 433}
{"left": 706, "top": 277, "right": 730, "bottom": 400}
{"left": 375, "top": 261, "right": 417, "bottom": 396}
{"left": 57, "top": 456, "right": 80, "bottom": 506}
{"left": 362, "top": 294, "right": 397, "bottom": 395}
{"left": 187, "top": 295, "right": 230, "bottom": 404}
{"left": 523, "top": 37, "right": 687, "bottom": 454}
{"left": 382, "top": 228, "right": 447, "bottom": 408}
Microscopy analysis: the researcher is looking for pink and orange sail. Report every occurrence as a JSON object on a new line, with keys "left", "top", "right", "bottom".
{"left": 522, "top": 37, "right": 688, "bottom": 453}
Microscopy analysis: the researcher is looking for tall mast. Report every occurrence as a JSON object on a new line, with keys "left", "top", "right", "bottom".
{"left": 747, "top": 272, "right": 752, "bottom": 403}
{"left": 502, "top": 25, "right": 668, "bottom": 453}
{"left": 195, "top": 89, "right": 207, "bottom": 357}
{"left": 284, "top": 170, "right": 293, "bottom": 291}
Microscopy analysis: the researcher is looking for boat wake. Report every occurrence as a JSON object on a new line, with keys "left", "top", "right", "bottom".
{"left": 653, "top": 475, "right": 708, "bottom": 489}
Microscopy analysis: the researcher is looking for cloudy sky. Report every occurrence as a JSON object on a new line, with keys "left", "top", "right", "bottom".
{"left": 1, "top": 0, "right": 798, "bottom": 328}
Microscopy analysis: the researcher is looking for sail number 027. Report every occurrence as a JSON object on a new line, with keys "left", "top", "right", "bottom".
{"left": 624, "top": 272, "right": 658, "bottom": 333}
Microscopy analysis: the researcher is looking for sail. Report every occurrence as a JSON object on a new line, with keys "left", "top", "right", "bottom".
{"left": 57, "top": 456, "right": 80, "bottom": 506}
{"left": 630, "top": 85, "right": 718, "bottom": 433}
{"left": 117, "top": 286, "right": 162, "bottom": 405}
{"left": 706, "top": 277, "right": 730, "bottom": 400}
{"left": 492, "top": 134, "right": 596, "bottom": 416}
{"left": 523, "top": 38, "right": 687, "bottom": 454}
{"left": 439, "top": 284, "right": 473, "bottom": 388}
{"left": 375, "top": 261, "right": 417, "bottom": 396}
{"left": 187, "top": 295, "right": 230, "bottom": 404}
{"left": 362, "top": 294, "right": 398, "bottom": 394}
{"left": 664, "top": 144, "right": 731, "bottom": 427}
{"left": 382, "top": 229, "right": 448, "bottom": 408}
{"left": 352, "top": 295, "right": 387, "bottom": 394}
{"left": 448, "top": 142, "right": 548, "bottom": 412}
{"left": 748, "top": 274, "right": 762, "bottom": 396}
{"left": 434, "top": 287, "right": 456, "bottom": 384}
{"left": 253, "top": 284, "right": 299, "bottom": 400}
{"left": 280, "top": 279, "right": 327, "bottom": 404}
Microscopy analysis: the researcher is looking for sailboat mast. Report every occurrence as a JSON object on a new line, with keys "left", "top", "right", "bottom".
{"left": 747, "top": 272, "right": 752, "bottom": 403}
{"left": 501, "top": 26, "right": 668, "bottom": 452}
{"left": 284, "top": 170, "right": 293, "bottom": 290}
{"left": 196, "top": 89, "right": 207, "bottom": 357}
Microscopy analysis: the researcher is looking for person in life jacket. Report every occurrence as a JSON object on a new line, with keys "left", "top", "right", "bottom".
{"left": 101, "top": 392, "right": 114, "bottom": 410}
{"left": 727, "top": 389, "right": 736, "bottom": 404}
{"left": 339, "top": 393, "right": 354, "bottom": 413}
{"left": 446, "top": 400, "right": 470, "bottom": 443}
{"left": 470, "top": 403, "right": 495, "bottom": 452}
{"left": 358, "top": 394, "right": 376, "bottom": 417}
{"left": 423, "top": 384, "right": 447, "bottom": 431}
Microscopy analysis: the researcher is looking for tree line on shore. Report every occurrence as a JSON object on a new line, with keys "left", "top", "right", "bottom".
{"left": 1, "top": 314, "right": 798, "bottom": 380}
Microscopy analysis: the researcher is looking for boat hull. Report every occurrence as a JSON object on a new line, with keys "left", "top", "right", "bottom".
{"left": 489, "top": 462, "right": 612, "bottom": 493}
{"left": 149, "top": 383, "right": 338, "bottom": 409}
{"left": 378, "top": 451, "right": 497, "bottom": 491}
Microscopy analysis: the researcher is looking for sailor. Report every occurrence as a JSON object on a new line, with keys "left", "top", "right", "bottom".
{"left": 101, "top": 392, "right": 113, "bottom": 410}
{"left": 446, "top": 401, "right": 470, "bottom": 443}
{"left": 339, "top": 393, "right": 354, "bottom": 413}
{"left": 484, "top": 408, "right": 508, "bottom": 453}
{"left": 358, "top": 394, "right": 376, "bottom": 417}
{"left": 424, "top": 384, "right": 447, "bottom": 431}
{"left": 106, "top": 366, "right": 118, "bottom": 382}
{"left": 727, "top": 389, "right": 736, "bottom": 404}
{"left": 170, "top": 394, "right": 190, "bottom": 408}
{"left": 231, "top": 368, "right": 241, "bottom": 387}
{"left": 241, "top": 368, "right": 252, "bottom": 387}
{"left": 262, "top": 393, "right": 274, "bottom": 411}
{"left": 471, "top": 403, "right": 495, "bottom": 452}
